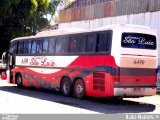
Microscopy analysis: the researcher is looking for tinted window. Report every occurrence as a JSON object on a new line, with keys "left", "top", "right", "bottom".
{"left": 61, "top": 36, "right": 70, "bottom": 53}
{"left": 98, "top": 31, "right": 112, "bottom": 52}
{"left": 36, "top": 40, "right": 43, "bottom": 54}
{"left": 18, "top": 41, "right": 24, "bottom": 54}
{"left": 42, "top": 38, "right": 49, "bottom": 54}
{"left": 49, "top": 37, "right": 56, "bottom": 54}
{"left": 86, "top": 33, "right": 97, "bottom": 52}
{"left": 55, "top": 37, "right": 62, "bottom": 53}
{"left": 70, "top": 34, "right": 87, "bottom": 53}
{"left": 121, "top": 33, "right": 156, "bottom": 50}
{"left": 24, "top": 40, "right": 32, "bottom": 54}
{"left": 55, "top": 36, "right": 70, "bottom": 53}
{"left": 9, "top": 41, "right": 18, "bottom": 54}
{"left": 31, "top": 40, "right": 36, "bottom": 54}
{"left": 70, "top": 35, "right": 77, "bottom": 52}
{"left": 70, "top": 31, "right": 112, "bottom": 53}
{"left": 76, "top": 34, "right": 86, "bottom": 52}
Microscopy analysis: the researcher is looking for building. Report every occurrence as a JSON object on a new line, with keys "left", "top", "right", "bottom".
{"left": 58, "top": 0, "right": 160, "bottom": 64}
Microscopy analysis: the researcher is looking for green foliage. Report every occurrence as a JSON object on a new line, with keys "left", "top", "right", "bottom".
{"left": 0, "top": 0, "right": 60, "bottom": 56}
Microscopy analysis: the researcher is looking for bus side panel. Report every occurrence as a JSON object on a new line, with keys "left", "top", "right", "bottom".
{"left": 65, "top": 55, "right": 117, "bottom": 98}
{"left": 13, "top": 67, "right": 39, "bottom": 87}
{"left": 85, "top": 73, "right": 114, "bottom": 97}
{"left": 16, "top": 67, "right": 69, "bottom": 90}
{"left": 12, "top": 55, "right": 118, "bottom": 98}
{"left": 81, "top": 57, "right": 117, "bottom": 98}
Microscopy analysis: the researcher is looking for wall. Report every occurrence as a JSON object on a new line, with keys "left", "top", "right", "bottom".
{"left": 59, "top": 0, "right": 160, "bottom": 23}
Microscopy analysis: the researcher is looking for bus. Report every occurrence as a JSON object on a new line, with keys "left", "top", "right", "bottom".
{"left": 2, "top": 24, "right": 158, "bottom": 99}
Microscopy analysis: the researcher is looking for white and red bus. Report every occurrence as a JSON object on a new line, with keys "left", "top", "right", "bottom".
{"left": 2, "top": 24, "right": 158, "bottom": 99}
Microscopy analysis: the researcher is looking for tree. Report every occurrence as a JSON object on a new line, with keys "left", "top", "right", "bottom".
{"left": 0, "top": 0, "right": 60, "bottom": 56}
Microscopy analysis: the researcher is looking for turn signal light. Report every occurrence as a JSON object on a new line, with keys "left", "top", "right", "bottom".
{"left": 114, "top": 72, "right": 120, "bottom": 84}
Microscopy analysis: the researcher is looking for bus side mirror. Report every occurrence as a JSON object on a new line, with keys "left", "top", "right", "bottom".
{"left": 1, "top": 52, "right": 7, "bottom": 80}
{"left": 2, "top": 52, "right": 8, "bottom": 64}
{"left": 2, "top": 52, "right": 13, "bottom": 66}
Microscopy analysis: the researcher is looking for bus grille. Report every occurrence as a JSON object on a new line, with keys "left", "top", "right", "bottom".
{"left": 93, "top": 72, "right": 105, "bottom": 91}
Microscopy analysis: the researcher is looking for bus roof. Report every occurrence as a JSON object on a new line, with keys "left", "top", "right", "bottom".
{"left": 11, "top": 24, "right": 156, "bottom": 42}
{"left": 11, "top": 28, "right": 88, "bottom": 42}
{"left": 36, "top": 28, "right": 87, "bottom": 37}
{"left": 95, "top": 24, "right": 156, "bottom": 31}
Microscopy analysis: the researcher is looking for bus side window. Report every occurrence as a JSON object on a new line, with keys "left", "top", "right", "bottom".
{"left": 42, "top": 38, "right": 49, "bottom": 54}
{"left": 61, "top": 35, "right": 70, "bottom": 53}
{"left": 23, "top": 40, "right": 31, "bottom": 54}
{"left": 36, "top": 39, "right": 43, "bottom": 54}
{"left": 55, "top": 36, "right": 63, "bottom": 54}
{"left": 98, "top": 31, "right": 112, "bottom": 53}
{"left": 86, "top": 33, "right": 97, "bottom": 52}
{"left": 9, "top": 42, "right": 18, "bottom": 54}
{"left": 48, "top": 37, "right": 56, "bottom": 54}
{"left": 76, "top": 34, "right": 86, "bottom": 53}
{"left": 55, "top": 35, "right": 70, "bottom": 54}
{"left": 70, "top": 35, "right": 77, "bottom": 53}
{"left": 31, "top": 40, "right": 36, "bottom": 54}
{"left": 18, "top": 41, "right": 24, "bottom": 54}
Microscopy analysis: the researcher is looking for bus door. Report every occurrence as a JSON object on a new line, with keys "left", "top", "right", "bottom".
{"left": 2, "top": 52, "right": 14, "bottom": 82}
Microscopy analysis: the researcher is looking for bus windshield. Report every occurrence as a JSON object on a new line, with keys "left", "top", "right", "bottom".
{"left": 121, "top": 33, "right": 156, "bottom": 50}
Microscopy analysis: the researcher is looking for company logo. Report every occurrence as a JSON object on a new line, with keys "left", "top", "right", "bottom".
{"left": 123, "top": 36, "right": 154, "bottom": 46}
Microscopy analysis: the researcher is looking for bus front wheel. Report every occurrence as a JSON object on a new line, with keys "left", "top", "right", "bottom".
{"left": 74, "top": 79, "right": 85, "bottom": 99}
{"left": 16, "top": 74, "right": 23, "bottom": 87}
{"left": 61, "top": 77, "right": 72, "bottom": 96}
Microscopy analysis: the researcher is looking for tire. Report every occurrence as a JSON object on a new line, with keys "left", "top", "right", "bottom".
{"left": 61, "top": 77, "right": 72, "bottom": 96}
{"left": 74, "top": 79, "right": 85, "bottom": 99}
{"left": 16, "top": 74, "right": 23, "bottom": 87}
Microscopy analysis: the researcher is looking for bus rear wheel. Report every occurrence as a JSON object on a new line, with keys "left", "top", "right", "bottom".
{"left": 74, "top": 79, "right": 85, "bottom": 99}
{"left": 16, "top": 74, "right": 23, "bottom": 87}
{"left": 61, "top": 77, "right": 72, "bottom": 96}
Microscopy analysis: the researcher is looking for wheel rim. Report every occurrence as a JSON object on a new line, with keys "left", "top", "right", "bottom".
{"left": 17, "top": 76, "right": 22, "bottom": 86}
{"left": 63, "top": 81, "right": 70, "bottom": 94}
{"left": 76, "top": 84, "right": 84, "bottom": 95}
{"left": 61, "top": 78, "right": 72, "bottom": 96}
{"left": 74, "top": 79, "right": 85, "bottom": 99}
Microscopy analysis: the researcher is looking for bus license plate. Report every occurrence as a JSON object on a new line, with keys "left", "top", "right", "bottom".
{"left": 134, "top": 88, "right": 142, "bottom": 92}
